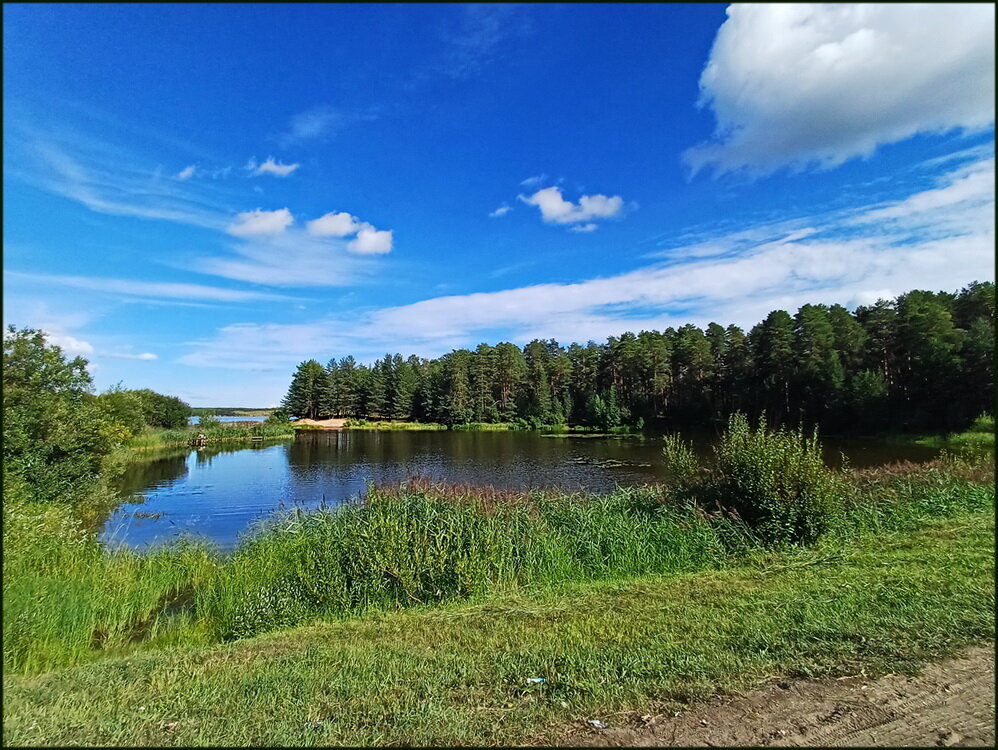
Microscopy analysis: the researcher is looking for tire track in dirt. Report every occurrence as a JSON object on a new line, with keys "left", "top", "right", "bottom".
{"left": 564, "top": 644, "right": 994, "bottom": 747}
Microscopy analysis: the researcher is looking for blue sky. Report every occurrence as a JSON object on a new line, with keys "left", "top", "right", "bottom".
{"left": 4, "top": 3, "right": 994, "bottom": 406}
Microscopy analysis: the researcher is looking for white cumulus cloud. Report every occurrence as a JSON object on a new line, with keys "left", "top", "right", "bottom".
{"left": 307, "top": 211, "right": 362, "bottom": 237}
{"left": 42, "top": 331, "right": 94, "bottom": 356}
{"left": 489, "top": 204, "right": 512, "bottom": 218}
{"left": 348, "top": 226, "right": 393, "bottom": 255}
{"left": 305, "top": 211, "right": 394, "bottom": 254}
{"left": 176, "top": 164, "right": 196, "bottom": 180}
{"left": 685, "top": 3, "right": 996, "bottom": 176}
{"left": 227, "top": 208, "right": 294, "bottom": 237}
{"left": 518, "top": 186, "right": 625, "bottom": 229}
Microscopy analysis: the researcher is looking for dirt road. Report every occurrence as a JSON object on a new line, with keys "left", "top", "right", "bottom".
{"left": 567, "top": 644, "right": 995, "bottom": 747}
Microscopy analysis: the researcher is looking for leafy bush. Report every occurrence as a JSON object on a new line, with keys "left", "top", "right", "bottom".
{"left": 968, "top": 413, "right": 994, "bottom": 433}
{"left": 264, "top": 408, "right": 290, "bottom": 425}
{"left": 131, "top": 389, "right": 191, "bottom": 429}
{"left": 3, "top": 327, "right": 126, "bottom": 506}
{"left": 664, "top": 413, "right": 844, "bottom": 547}
{"left": 197, "top": 412, "right": 222, "bottom": 431}
{"left": 96, "top": 386, "right": 148, "bottom": 437}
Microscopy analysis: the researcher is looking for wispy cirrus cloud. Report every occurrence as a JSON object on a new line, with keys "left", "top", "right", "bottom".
{"left": 276, "top": 106, "right": 378, "bottom": 147}
{"left": 435, "top": 4, "right": 534, "bottom": 80}
{"left": 520, "top": 174, "right": 548, "bottom": 188}
{"left": 6, "top": 271, "right": 299, "bottom": 303}
{"left": 245, "top": 157, "right": 300, "bottom": 177}
{"left": 6, "top": 107, "right": 397, "bottom": 293}
{"left": 4, "top": 114, "right": 236, "bottom": 232}
{"left": 103, "top": 351, "right": 158, "bottom": 361}
{"left": 180, "top": 152, "right": 994, "bottom": 371}
{"left": 25, "top": 140, "right": 230, "bottom": 231}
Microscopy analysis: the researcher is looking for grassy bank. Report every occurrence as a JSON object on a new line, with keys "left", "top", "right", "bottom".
{"left": 889, "top": 414, "right": 994, "bottom": 453}
{"left": 125, "top": 422, "right": 295, "bottom": 451}
{"left": 4, "top": 512, "right": 992, "bottom": 746}
{"left": 4, "top": 437, "right": 992, "bottom": 678}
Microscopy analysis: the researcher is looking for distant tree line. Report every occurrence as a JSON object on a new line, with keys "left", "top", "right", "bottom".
{"left": 281, "top": 282, "right": 994, "bottom": 433}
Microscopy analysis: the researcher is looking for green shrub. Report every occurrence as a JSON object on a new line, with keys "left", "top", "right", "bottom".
{"left": 664, "top": 413, "right": 844, "bottom": 547}
{"left": 197, "top": 412, "right": 221, "bottom": 431}
{"left": 968, "top": 413, "right": 994, "bottom": 433}
{"left": 265, "top": 408, "right": 290, "bottom": 425}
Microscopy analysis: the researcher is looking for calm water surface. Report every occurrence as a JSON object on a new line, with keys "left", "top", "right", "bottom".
{"left": 103, "top": 430, "right": 939, "bottom": 550}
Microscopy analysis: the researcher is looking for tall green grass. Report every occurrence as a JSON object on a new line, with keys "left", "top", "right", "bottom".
{"left": 5, "top": 420, "right": 993, "bottom": 676}
{"left": 3, "top": 499, "right": 220, "bottom": 674}
{"left": 126, "top": 421, "right": 295, "bottom": 450}
{"left": 200, "top": 480, "right": 733, "bottom": 641}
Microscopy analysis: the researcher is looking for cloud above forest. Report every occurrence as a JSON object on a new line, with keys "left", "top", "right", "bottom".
{"left": 180, "top": 151, "right": 994, "bottom": 370}
{"left": 685, "top": 3, "right": 996, "bottom": 176}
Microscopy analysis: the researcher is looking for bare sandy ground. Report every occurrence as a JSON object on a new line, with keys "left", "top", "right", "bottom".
{"left": 293, "top": 418, "right": 348, "bottom": 428}
{"left": 564, "top": 644, "right": 995, "bottom": 747}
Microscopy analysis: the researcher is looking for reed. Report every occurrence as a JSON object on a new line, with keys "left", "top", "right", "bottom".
{"left": 126, "top": 422, "right": 295, "bottom": 450}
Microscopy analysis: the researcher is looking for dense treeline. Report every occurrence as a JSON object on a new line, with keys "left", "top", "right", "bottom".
{"left": 281, "top": 282, "right": 994, "bottom": 433}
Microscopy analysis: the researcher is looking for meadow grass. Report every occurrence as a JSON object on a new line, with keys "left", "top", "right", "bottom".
{"left": 3, "top": 511, "right": 992, "bottom": 746}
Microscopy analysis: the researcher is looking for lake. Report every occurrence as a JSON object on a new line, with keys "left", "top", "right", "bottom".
{"left": 103, "top": 429, "right": 940, "bottom": 550}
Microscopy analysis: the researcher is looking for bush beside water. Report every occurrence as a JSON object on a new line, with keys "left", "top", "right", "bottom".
{"left": 664, "top": 413, "right": 845, "bottom": 547}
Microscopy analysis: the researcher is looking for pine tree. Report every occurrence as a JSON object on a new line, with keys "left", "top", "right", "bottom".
{"left": 281, "top": 360, "right": 329, "bottom": 419}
